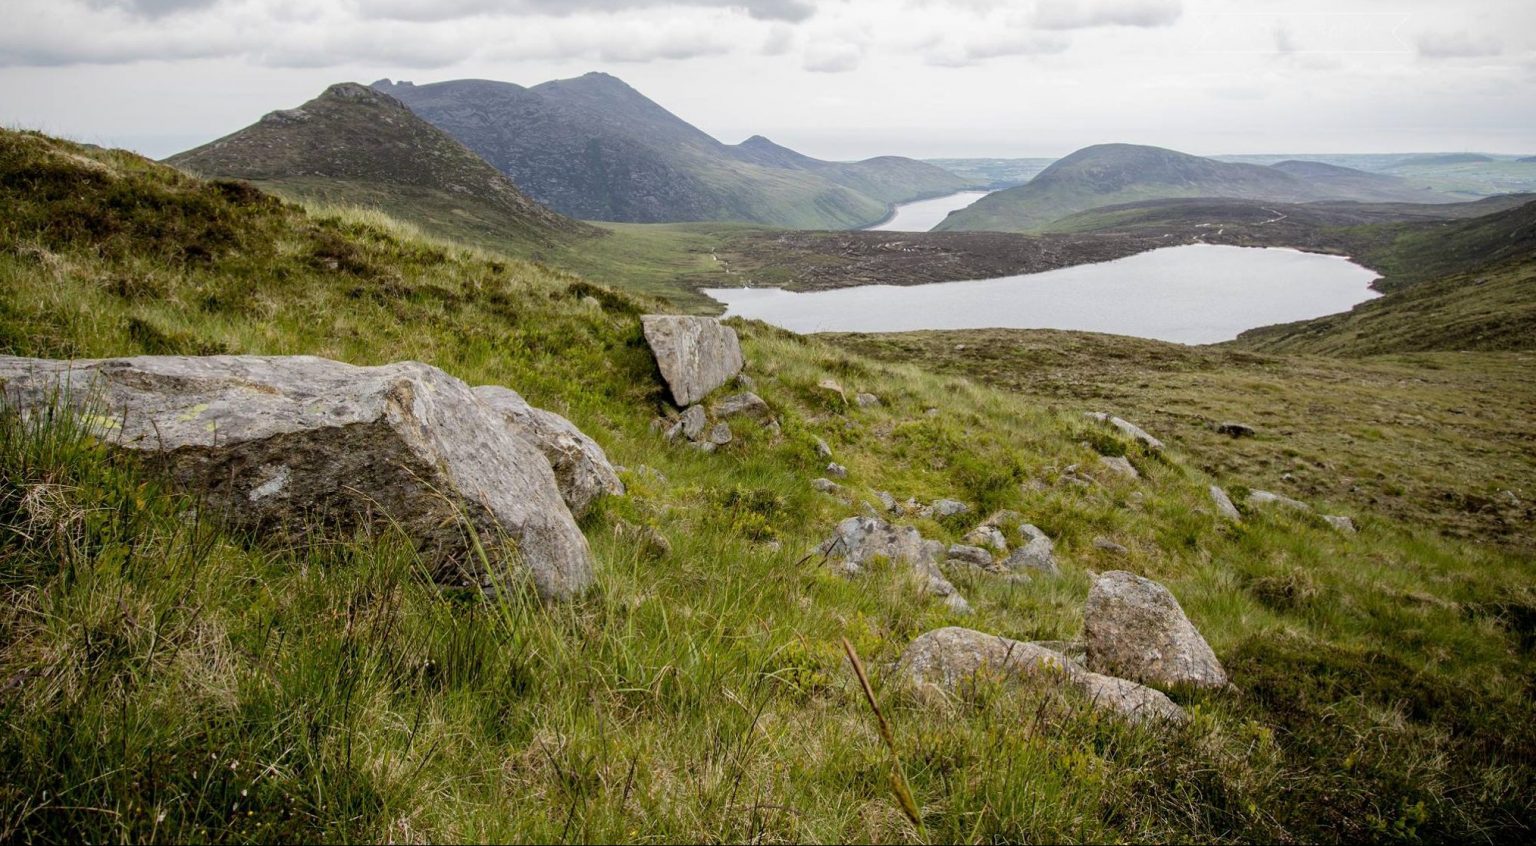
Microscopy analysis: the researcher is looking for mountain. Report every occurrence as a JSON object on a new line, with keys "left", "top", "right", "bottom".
{"left": 166, "top": 83, "right": 585, "bottom": 251}
{"left": 936, "top": 143, "right": 1450, "bottom": 233}
{"left": 372, "top": 74, "right": 972, "bottom": 229}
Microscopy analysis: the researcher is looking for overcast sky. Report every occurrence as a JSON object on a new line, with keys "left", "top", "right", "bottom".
{"left": 2, "top": 0, "right": 1533, "bottom": 161}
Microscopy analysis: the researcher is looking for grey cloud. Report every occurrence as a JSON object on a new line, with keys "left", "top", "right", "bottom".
{"left": 927, "top": 30, "right": 1070, "bottom": 66}
{"left": 357, "top": 0, "right": 815, "bottom": 24}
{"left": 803, "top": 42, "right": 861, "bottom": 72}
{"left": 1031, "top": 0, "right": 1181, "bottom": 30}
{"left": 84, "top": 0, "right": 222, "bottom": 18}
{"left": 1416, "top": 31, "right": 1503, "bottom": 59}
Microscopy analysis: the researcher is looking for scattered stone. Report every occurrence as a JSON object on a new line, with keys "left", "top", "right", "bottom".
{"left": 1209, "top": 486, "right": 1242, "bottom": 522}
{"left": 736, "top": 373, "right": 756, "bottom": 391}
{"left": 1083, "top": 571, "right": 1227, "bottom": 690}
{"left": 641, "top": 315, "right": 744, "bottom": 407}
{"left": 820, "top": 515, "right": 963, "bottom": 605}
{"left": 1247, "top": 490, "right": 1312, "bottom": 512}
{"left": 707, "top": 421, "right": 733, "bottom": 446}
{"left": 932, "top": 498, "right": 970, "bottom": 518}
{"left": 690, "top": 441, "right": 717, "bottom": 454}
{"left": 963, "top": 524, "right": 1009, "bottom": 553}
{"left": 473, "top": 386, "right": 624, "bottom": 519}
{"left": 817, "top": 378, "right": 847, "bottom": 402}
{"left": 0, "top": 355, "right": 594, "bottom": 600}
{"left": 981, "top": 509, "right": 1023, "bottom": 528}
{"left": 1215, "top": 421, "right": 1256, "bottom": 438}
{"left": 811, "top": 478, "right": 843, "bottom": 494}
{"left": 1323, "top": 514, "right": 1357, "bottom": 534}
{"left": 680, "top": 404, "right": 708, "bottom": 441}
{"left": 946, "top": 544, "right": 994, "bottom": 569}
{"left": 1085, "top": 412, "right": 1164, "bottom": 450}
{"left": 855, "top": 392, "right": 882, "bottom": 408}
{"left": 826, "top": 461, "right": 848, "bottom": 479}
{"left": 876, "top": 491, "right": 898, "bottom": 513}
{"left": 1098, "top": 455, "right": 1139, "bottom": 480}
{"left": 895, "top": 627, "right": 1186, "bottom": 724}
{"left": 711, "top": 391, "right": 774, "bottom": 425}
{"left": 814, "top": 437, "right": 833, "bottom": 458}
{"left": 1092, "top": 537, "right": 1129, "bottom": 555}
{"left": 1004, "top": 524, "right": 1059, "bottom": 576}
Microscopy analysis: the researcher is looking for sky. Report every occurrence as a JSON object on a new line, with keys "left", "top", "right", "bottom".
{"left": 1, "top": 0, "right": 1533, "bottom": 161}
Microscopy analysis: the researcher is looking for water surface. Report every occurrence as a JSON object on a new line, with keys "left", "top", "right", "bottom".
{"left": 705, "top": 244, "right": 1380, "bottom": 344}
{"left": 869, "top": 190, "right": 992, "bottom": 232}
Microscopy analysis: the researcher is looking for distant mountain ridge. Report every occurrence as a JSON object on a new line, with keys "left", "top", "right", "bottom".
{"left": 372, "top": 74, "right": 972, "bottom": 228}
{"left": 166, "top": 82, "right": 585, "bottom": 251}
{"left": 937, "top": 143, "right": 1450, "bottom": 233}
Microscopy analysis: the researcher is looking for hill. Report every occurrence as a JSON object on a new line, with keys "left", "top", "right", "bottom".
{"left": 1391, "top": 153, "right": 1497, "bottom": 167}
{"left": 936, "top": 144, "right": 1451, "bottom": 233}
{"left": 1268, "top": 160, "right": 1442, "bottom": 203}
{"left": 1, "top": 127, "right": 1533, "bottom": 843}
{"left": 166, "top": 83, "right": 585, "bottom": 253}
{"left": 373, "top": 75, "right": 972, "bottom": 229}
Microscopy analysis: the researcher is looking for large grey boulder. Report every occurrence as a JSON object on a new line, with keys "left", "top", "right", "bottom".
{"left": 821, "top": 515, "right": 965, "bottom": 607}
{"left": 641, "top": 315, "right": 744, "bottom": 407}
{"left": 1085, "top": 412, "right": 1164, "bottom": 451}
{"left": 1083, "top": 571, "right": 1227, "bottom": 689}
{"left": 473, "top": 386, "right": 623, "bottom": 519}
{"left": 895, "top": 627, "right": 1185, "bottom": 724}
{"left": 0, "top": 355, "right": 594, "bottom": 601}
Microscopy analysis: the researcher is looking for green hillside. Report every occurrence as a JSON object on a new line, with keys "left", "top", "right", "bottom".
{"left": 2, "top": 128, "right": 1533, "bottom": 843}
{"left": 937, "top": 144, "right": 1454, "bottom": 233}
{"left": 373, "top": 75, "right": 971, "bottom": 229}
{"left": 167, "top": 83, "right": 585, "bottom": 256}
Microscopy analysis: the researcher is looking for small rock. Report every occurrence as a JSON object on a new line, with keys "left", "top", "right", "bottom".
{"left": 1084, "top": 571, "right": 1227, "bottom": 690}
{"left": 946, "top": 544, "right": 994, "bottom": 569}
{"left": 855, "top": 392, "right": 882, "bottom": 408}
{"left": 707, "top": 421, "right": 733, "bottom": 446}
{"left": 1092, "top": 537, "right": 1129, "bottom": 555}
{"left": 814, "top": 437, "right": 833, "bottom": 458}
{"left": 826, "top": 462, "right": 848, "bottom": 479}
{"left": 963, "top": 524, "right": 1009, "bottom": 553}
{"left": 1085, "top": 412, "right": 1164, "bottom": 450}
{"left": 680, "top": 404, "right": 708, "bottom": 441}
{"left": 1215, "top": 421, "right": 1256, "bottom": 438}
{"left": 690, "top": 441, "right": 717, "bottom": 454}
{"left": 876, "top": 491, "right": 898, "bottom": 512}
{"left": 711, "top": 392, "right": 774, "bottom": 425}
{"left": 820, "top": 515, "right": 962, "bottom": 608}
{"left": 736, "top": 373, "right": 756, "bottom": 391}
{"left": 1247, "top": 490, "right": 1311, "bottom": 512}
{"left": 1209, "top": 486, "right": 1242, "bottom": 522}
{"left": 1323, "top": 514, "right": 1357, "bottom": 534}
{"left": 1098, "top": 455, "right": 1139, "bottom": 480}
{"left": 811, "top": 478, "right": 842, "bottom": 494}
{"left": 982, "top": 509, "right": 1022, "bottom": 528}
{"left": 1004, "top": 524, "right": 1058, "bottom": 576}
{"left": 817, "top": 378, "right": 847, "bottom": 402}
{"left": 894, "top": 627, "right": 1185, "bottom": 724}
{"left": 932, "top": 498, "right": 970, "bottom": 518}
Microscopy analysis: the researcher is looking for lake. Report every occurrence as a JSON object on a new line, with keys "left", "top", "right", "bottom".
{"left": 868, "top": 190, "right": 992, "bottom": 232}
{"left": 704, "top": 244, "right": 1381, "bottom": 344}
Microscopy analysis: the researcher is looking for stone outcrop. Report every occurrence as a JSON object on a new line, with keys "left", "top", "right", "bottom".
{"left": 641, "top": 315, "right": 744, "bottom": 407}
{"left": 473, "top": 386, "right": 623, "bottom": 519}
{"left": 0, "top": 355, "right": 594, "bottom": 600}
{"left": 821, "top": 515, "right": 967, "bottom": 611}
{"left": 895, "top": 627, "right": 1186, "bottom": 724}
{"left": 1085, "top": 412, "right": 1164, "bottom": 450}
{"left": 1083, "top": 571, "right": 1227, "bottom": 689}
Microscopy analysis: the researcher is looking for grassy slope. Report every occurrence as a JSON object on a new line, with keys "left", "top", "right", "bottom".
{"left": 2, "top": 129, "right": 1534, "bottom": 843}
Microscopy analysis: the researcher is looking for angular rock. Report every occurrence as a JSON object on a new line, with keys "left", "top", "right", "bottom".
{"left": 854, "top": 392, "right": 882, "bottom": 408}
{"left": 706, "top": 421, "right": 733, "bottom": 446}
{"left": 1004, "top": 524, "right": 1059, "bottom": 576}
{"left": 895, "top": 627, "right": 1185, "bottom": 724}
{"left": 875, "top": 490, "right": 898, "bottom": 513}
{"left": 1209, "top": 486, "right": 1242, "bottom": 521}
{"left": 820, "top": 515, "right": 963, "bottom": 604}
{"left": 932, "top": 498, "right": 970, "bottom": 518}
{"left": 641, "top": 315, "right": 744, "bottom": 407}
{"left": 811, "top": 478, "right": 843, "bottom": 494}
{"left": 963, "top": 524, "right": 1009, "bottom": 553}
{"left": 1085, "top": 412, "right": 1164, "bottom": 450}
{"left": 946, "top": 544, "right": 993, "bottom": 569}
{"left": 1215, "top": 421, "right": 1256, "bottom": 438}
{"left": 473, "top": 386, "right": 624, "bottom": 519}
{"left": 1083, "top": 571, "right": 1227, "bottom": 690}
{"left": 680, "top": 404, "right": 708, "bottom": 441}
{"left": 0, "top": 355, "right": 594, "bottom": 600}
{"left": 814, "top": 437, "right": 833, "bottom": 458}
{"left": 1247, "top": 490, "right": 1311, "bottom": 512}
{"left": 817, "top": 378, "right": 847, "bottom": 402}
{"left": 711, "top": 391, "right": 773, "bottom": 425}
{"left": 1323, "top": 514, "right": 1357, "bottom": 534}
{"left": 1098, "top": 455, "right": 1139, "bottom": 480}
{"left": 826, "top": 462, "right": 848, "bottom": 479}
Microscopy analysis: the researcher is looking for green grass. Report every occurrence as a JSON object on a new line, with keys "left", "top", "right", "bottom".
{"left": 2, "top": 128, "right": 1534, "bottom": 842}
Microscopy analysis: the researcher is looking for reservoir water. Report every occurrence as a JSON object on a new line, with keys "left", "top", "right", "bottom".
{"left": 704, "top": 244, "right": 1381, "bottom": 344}
{"left": 868, "top": 190, "right": 992, "bottom": 232}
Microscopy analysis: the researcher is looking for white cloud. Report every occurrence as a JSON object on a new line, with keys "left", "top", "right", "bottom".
{"left": 1031, "top": 0, "right": 1181, "bottom": 30}
{"left": 355, "top": 0, "right": 816, "bottom": 24}
{"left": 803, "top": 40, "right": 862, "bottom": 72}
{"left": 1416, "top": 31, "right": 1503, "bottom": 59}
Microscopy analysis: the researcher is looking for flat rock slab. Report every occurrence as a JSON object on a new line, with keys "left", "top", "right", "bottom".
{"left": 473, "top": 385, "right": 624, "bottom": 519}
{"left": 0, "top": 355, "right": 594, "bottom": 600}
{"left": 895, "top": 627, "right": 1186, "bottom": 724}
{"left": 1084, "top": 571, "right": 1227, "bottom": 690}
{"left": 1086, "top": 412, "right": 1164, "bottom": 451}
{"left": 641, "top": 315, "right": 744, "bottom": 407}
